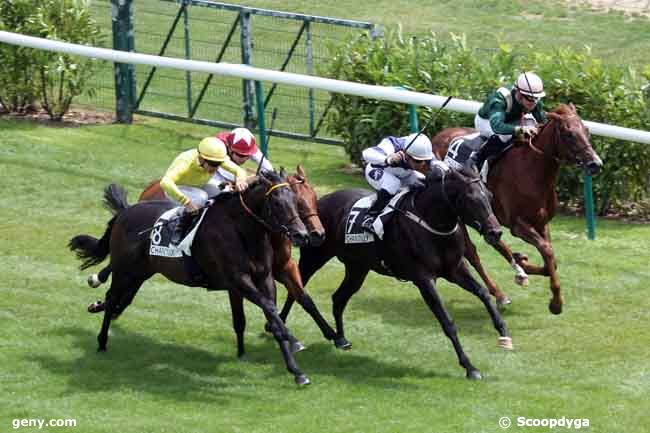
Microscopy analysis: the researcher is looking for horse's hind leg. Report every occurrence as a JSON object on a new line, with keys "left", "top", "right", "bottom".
{"left": 446, "top": 262, "right": 513, "bottom": 350}
{"left": 331, "top": 264, "right": 370, "bottom": 350}
{"left": 510, "top": 222, "right": 562, "bottom": 315}
{"left": 491, "top": 239, "right": 531, "bottom": 287}
{"left": 461, "top": 226, "right": 510, "bottom": 305}
{"left": 88, "top": 263, "right": 112, "bottom": 288}
{"left": 414, "top": 277, "right": 481, "bottom": 380}
{"left": 96, "top": 273, "right": 146, "bottom": 351}
{"left": 228, "top": 290, "right": 247, "bottom": 358}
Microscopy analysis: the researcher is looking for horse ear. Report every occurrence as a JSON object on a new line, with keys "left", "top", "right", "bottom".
{"left": 569, "top": 101, "right": 577, "bottom": 112}
{"left": 279, "top": 166, "right": 287, "bottom": 178}
{"left": 297, "top": 164, "right": 305, "bottom": 177}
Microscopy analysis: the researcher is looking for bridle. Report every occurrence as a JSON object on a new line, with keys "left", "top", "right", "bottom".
{"left": 526, "top": 113, "right": 590, "bottom": 165}
{"left": 239, "top": 181, "right": 300, "bottom": 235}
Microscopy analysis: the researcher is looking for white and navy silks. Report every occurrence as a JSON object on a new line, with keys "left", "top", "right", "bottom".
{"left": 203, "top": 149, "right": 273, "bottom": 197}
{"left": 362, "top": 136, "right": 437, "bottom": 195}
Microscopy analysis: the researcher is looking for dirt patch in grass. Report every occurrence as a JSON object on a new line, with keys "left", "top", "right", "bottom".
{"left": 0, "top": 107, "right": 114, "bottom": 127}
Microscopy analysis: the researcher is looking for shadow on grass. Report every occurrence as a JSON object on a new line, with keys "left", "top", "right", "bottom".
{"left": 347, "top": 288, "right": 532, "bottom": 337}
{"left": 29, "top": 325, "right": 462, "bottom": 398}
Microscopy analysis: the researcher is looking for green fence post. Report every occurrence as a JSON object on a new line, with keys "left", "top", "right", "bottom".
{"left": 254, "top": 81, "right": 268, "bottom": 156}
{"left": 111, "top": 0, "right": 136, "bottom": 123}
{"left": 584, "top": 174, "right": 596, "bottom": 240}
{"left": 409, "top": 104, "right": 419, "bottom": 133}
{"left": 240, "top": 10, "right": 255, "bottom": 129}
{"left": 182, "top": 0, "right": 193, "bottom": 116}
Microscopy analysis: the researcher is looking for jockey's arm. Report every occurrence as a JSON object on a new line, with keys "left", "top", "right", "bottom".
{"left": 487, "top": 102, "right": 518, "bottom": 136}
{"left": 250, "top": 149, "right": 273, "bottom": 172}
{"left": 160, "top": 155, "right": 193, "bottom": 206}
{"left": 362, "top": 140, "right": 396, "bottom": 166}
{"left": 220, "top": 159, "right": 248, "bottom": 184}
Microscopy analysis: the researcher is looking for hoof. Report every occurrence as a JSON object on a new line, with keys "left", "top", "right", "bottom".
{"left": 466, "top": 369, "right": 482, "bottom": 380}
{"left": 498, "top": 336, "right": 514, "bottom": 351}
{"left": 87, "top": 300, "right": 105, "bottom": 313}
{"left": 514, "top": 274, "right": 529, "bottom": 286}
{"left": 496, "top": 296, "right": 512, "bottom": 306}
{"left": 290, "top": 340, "right": 306, "bottom": 353}
{"left": 334, "top": 337, "right": 352, "bottom": 350}
{"left": 295, "top": 374, "right": 311, "bottom": 386}
{"left": 513, "top": 252, "right": 528, "bottom": 264}
{"left": 549, "top": 300, "right": 563, "bottom": 315}
{"left": 97, "top": 346, "right": 107, "bottom": 352}
{"left": 87, "top": 274, "right": 102, "bottom": 288}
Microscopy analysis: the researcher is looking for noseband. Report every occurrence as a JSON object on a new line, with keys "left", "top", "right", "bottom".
{"left": 239, "top": 181, "right": 300, "bottom": 234}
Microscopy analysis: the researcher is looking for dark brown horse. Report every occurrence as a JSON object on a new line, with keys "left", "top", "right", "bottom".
{"left": 69, "top": 172, "right": 315, "bottom": 385}
{"left": 281, "top": 165, "right": 511, "bottom": 380}
{"left": 134, "top": 166, "right": 345, "bottom": 355}
{"left": 431, "top": 104, "right": 603, "bottom": 314}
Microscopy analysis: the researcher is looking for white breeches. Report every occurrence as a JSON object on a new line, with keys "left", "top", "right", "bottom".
{"left": 474, "top": 114, "right": 512, "bottom": 143}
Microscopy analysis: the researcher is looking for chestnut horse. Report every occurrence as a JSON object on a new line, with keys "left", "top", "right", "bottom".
{"left": 135, "top": 166, "right": 346, "bottom": 354}
{"left": 431, "top": 104, "right": 603, "bottom": 314}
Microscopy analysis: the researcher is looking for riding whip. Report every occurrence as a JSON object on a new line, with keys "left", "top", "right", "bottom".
{"left": 403, "top": 95, "right": 453, "bottom": 153}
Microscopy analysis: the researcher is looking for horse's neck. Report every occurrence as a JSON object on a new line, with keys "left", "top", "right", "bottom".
{"left": 527, "top": 121, "right": 561, "bottom": 181}
{"left": 413, "top": 184, "right": 457, "bottom": 229}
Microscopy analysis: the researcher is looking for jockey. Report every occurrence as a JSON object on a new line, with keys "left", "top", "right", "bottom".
{"left": 161, "top": 137, "right": 248, "bottom": 242}
{"left": 360, "top": 133, "right": 434, "bottom": 231}
{"left": 471, "top": 71, "right": 547, "bottom": 170}
{"left": 208, "top": 127, "right": 273, "bottom": 195}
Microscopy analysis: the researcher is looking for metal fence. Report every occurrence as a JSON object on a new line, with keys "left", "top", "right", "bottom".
{"left": 79, "top": 0, "right": 376, "bottom": 143}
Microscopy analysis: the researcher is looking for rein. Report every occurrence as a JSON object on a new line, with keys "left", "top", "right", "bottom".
{"left": 390, "top": 167, "right": 459, "bottom": 237}
{"left": 239, "top": 181, "right": 299, "bottom": 234}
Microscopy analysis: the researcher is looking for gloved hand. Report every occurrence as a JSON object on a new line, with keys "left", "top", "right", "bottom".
{"left": 516, "top": 124, "right": 539, "bottom": 137}
{"left": 385, "top": 151, "right": 404, "bottom": 166}
{"left": 235, "top": 179, "right": 249, "bottom": 192}
{"left": 184, "top": 201, "right": 199, "bottom": 214}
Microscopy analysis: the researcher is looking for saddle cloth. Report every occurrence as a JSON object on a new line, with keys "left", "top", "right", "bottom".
{"left": 344, "top": 190, "right": 409, "bottom": 244}
{"left": 149, "top": 203, "right": 210, "bottom": 258}
{"left": 443, "top": 132, "right": 484, "bottom": 171}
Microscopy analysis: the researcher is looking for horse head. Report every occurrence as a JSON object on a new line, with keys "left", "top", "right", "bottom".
{"left": 435, "top": 164, "right": 502, "bottom": 246}
{"left": 285, "top": 165, "right": 325, "bottom": 246}
{"left": 246, "top": 170, "right": 309, "bottom": 247}
{"left": 541, "top": 103, "right": 603, "bottom": 175}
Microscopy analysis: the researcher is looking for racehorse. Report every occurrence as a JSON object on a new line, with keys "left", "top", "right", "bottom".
{"left": 281, "top": 165, "right": 511, "bottom": 380}
{"left": 69, "top": 171, "right": 315, "bottom": 385}
{"left": 431, "top": 103, "right": 603, "bottom": 314}
{"left": 135, "top": 166, "right": 346, "bottom": 355}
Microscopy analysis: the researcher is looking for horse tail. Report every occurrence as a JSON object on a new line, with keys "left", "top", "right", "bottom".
{"left": 68, "top": 216, "right": 116, "bottom": 270}
{"left": 103, "top": 183, "right": 130, "bottom": 214}
{"left": 69, "top": 184, "right": 130, "bottom": 270}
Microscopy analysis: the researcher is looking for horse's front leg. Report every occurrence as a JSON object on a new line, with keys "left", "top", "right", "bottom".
{"left": 231, "top": 273, "right": 310, "bottom": 385}
{"left": 445, "top": 261, "right": 513, "bottom": 350}
{"left": 510, "top": 220, "right": 562, "bottom": 314}
{"left": 413, "top": 277, "right": 481, "bottom": 379}
{"left": 460, "top": 225, "right": 511, "bottom": 305}
{"left": 275, "top": 258, "right": 341, "bottom": 348}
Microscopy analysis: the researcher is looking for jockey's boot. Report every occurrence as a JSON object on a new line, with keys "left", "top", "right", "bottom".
{"left": 361, "top": 189, "right": 393, "bottom": 232}
{"left": 470, "top": 135, "right": 508, "bottom": 172}
{"left": 171, "top": 209, "right": 193, "bottom": 245}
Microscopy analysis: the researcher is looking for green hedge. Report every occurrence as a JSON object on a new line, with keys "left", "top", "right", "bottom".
{"left": 0, "top": 0, "right": 103, "bottom": 120}
{"left": 322, "top": 27, "right": 650, "bottom": 212}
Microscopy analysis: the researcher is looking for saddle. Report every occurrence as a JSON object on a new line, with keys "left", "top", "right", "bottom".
{"left": 443, "top": 132, "right": 485, "bottom": 170}
{"left": 149, "top": 205, "right": 211, "bottom": 285}
{"left": 344, "top": 190, "right": 409, "bottom": 244}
